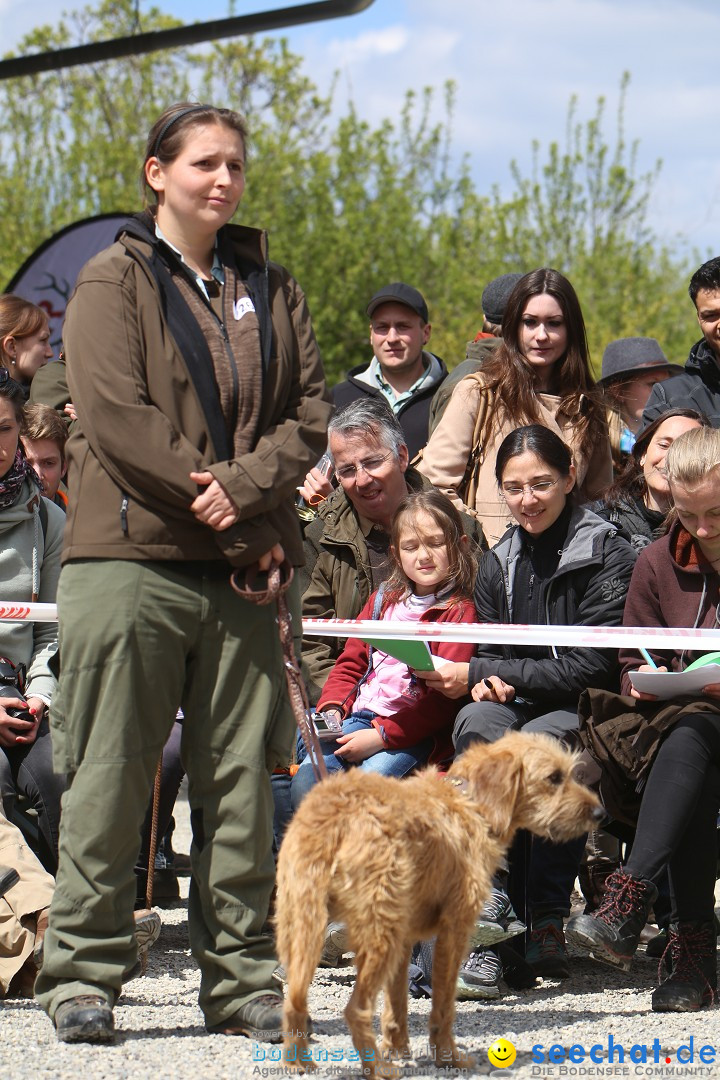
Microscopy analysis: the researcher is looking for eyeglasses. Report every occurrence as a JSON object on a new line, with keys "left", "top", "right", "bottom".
{"left": 335, "top": 452, "right": 393, "bottom": 482}
{"left": 501, "top": 479, "right": 560, "bottom": 498}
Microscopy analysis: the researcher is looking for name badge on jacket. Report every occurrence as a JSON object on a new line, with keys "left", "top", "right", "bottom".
{"left": 233, "top": 297, "right": 256, "bottom": 321}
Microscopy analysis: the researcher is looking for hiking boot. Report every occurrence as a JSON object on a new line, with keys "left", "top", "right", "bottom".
{"left": 470, "top": 885, "right": 526, "bottom": 948}
{"left": 55, "top": 995, "right": 115, "bottom": 1043}
{"left": 319, "top": 921, "right": 350, "bottom": 967}
{"left": 566, "top": 868, "right": 657, "bottom": 971}
{"left": 206, "top": 992, "right": 284, "bottom": 1040}
{"left": 652, "top": 922, "right": 717, "bottom": 1012}
{"left": 526, "top": 913, "right": 570, "bottom": 979}
{"left": 456, "top": 947, "right": 503, "bottom": 1001}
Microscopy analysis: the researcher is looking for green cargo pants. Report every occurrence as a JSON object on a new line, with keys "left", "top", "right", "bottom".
{"left": 35, "top": 558, "right": 298, "bottom": 1027}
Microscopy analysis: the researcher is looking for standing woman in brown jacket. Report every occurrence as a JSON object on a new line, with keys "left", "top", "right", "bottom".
{"left": 35, "top": 103, "right": 332, "bottom": 1042}
{"left": 419, "top": 269, "right": 611, "bottom": 544}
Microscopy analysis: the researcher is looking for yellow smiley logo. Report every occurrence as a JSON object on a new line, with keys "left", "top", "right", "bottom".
{"left": 488, "top": 1038, "right": 517, "bottom": 1068}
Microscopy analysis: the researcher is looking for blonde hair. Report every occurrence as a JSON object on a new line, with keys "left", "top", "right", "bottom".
{"left": 665, "top": 427, "right": 720, "bottom": 489}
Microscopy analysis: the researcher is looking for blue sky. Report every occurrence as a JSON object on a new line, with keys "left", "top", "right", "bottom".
{"left": 2, "top": 0, "right": 719, "bottom": 256}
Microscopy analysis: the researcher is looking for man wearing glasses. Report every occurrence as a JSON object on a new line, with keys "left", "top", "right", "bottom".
{"left": 299, "top": 398, "right": 484, "bottom": 705}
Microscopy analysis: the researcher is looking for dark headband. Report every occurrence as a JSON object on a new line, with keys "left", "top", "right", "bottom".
{"left": 152, "top": 105, "right": 211, "bottom": 159}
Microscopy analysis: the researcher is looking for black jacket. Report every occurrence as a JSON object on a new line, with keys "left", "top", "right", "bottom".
{"left": 331, "top": 354, "right": 448, "bottom": 458}
{"left": 468, "top": 506, "right": 637, "bottom": 705}
{"left": 643, "top": 339, "right": 720, "bottom": 427}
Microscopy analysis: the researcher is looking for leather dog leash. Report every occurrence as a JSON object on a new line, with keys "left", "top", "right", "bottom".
{"left": 231, "top": 559, "right": 328, "bottom": 782}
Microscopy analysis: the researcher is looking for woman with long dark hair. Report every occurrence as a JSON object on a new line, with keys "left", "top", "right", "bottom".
{"left": 419, "top": 268, "right": 612, "bottom": 544}
{"left": 421, "top": 424, "right": 635, "bottom": 993}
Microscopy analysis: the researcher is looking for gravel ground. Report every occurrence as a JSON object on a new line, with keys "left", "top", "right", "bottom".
{"left": 2, "top": 792, "right": 718, "bottom": 1080}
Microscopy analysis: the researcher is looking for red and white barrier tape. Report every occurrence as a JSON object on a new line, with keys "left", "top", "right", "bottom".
{"left": 301, "top": 618, "right": 720, "bottom": 652}
{"left": 0, "top": 603, "right": 57, "bottom": 622}
{"left": 3, "top": 604, "right": 719, "bottom": 653}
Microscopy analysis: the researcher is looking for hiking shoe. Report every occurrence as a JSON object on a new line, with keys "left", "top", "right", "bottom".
{"left": 470, "top": 886, "right": 526, "bottom": 947}
{"left": 526, "top": 913, "right": 570, "bottom": 979}
{"left": 207, "top": 992, "right": 284, "bottom": 1040}
{"left": 55, "top": 995, "right": 115, "bottom": 1043}
{"left": 566, "top": 868, "right": 658, "bottom": 972}
{"left": 319, "top": 921, "right": 350, "bottom": 967}
{"left": 652, "top": 922, "right": 717, "bottom": 1012}
{"left": 456, "top": 948, "right": 503, "bottom": 1000}
{"left": 133, "top": 908, "right": 162, "bottom": 957}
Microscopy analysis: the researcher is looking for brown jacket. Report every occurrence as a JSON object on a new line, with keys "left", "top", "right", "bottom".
{"left": 62, "top": 220, "right": 332, "bottom": 568}
{"left": 419, "top": 373, "right": 612, "bottom": 545}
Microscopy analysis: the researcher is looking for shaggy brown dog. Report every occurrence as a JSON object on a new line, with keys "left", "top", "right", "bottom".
{"left": 275, "top": 731, "right": 603, "bottom": 1077}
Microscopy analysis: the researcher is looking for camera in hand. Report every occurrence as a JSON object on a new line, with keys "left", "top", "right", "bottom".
{"left": 0, "top": 657, "right": 32, "bottom": 721}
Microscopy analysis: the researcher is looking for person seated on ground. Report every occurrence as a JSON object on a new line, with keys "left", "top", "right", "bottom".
{"left": 21, "top": 404, "right": 69, "bottom": 509}
{"left": 644, "top": 256, "right": 720, "bottom": 428}
{"left": 291, "top": 490, "right": 477, "bottom": 808}
{"left": 592, "top": 408, "right": 709, "bottom": 552}
{"left": 599, "top": 338, "right": 685, "bottom": 473}
{"left": 419, "top": 268, "right": 612, "bottom": 545}
{"left": 567, "top": 425, "right": 720, "bottom": 1013}
{"left": 0, "top": 805, "right": 53, "bottom": 998}
{"left": 0, "top": 296, "right": 54, "bottom": 399}
{"left": 427, "top": 272, "right": 523, "bottom": 435}
{"left": 298, "top": 398, "right": 485, "bottom": 705}
{"left": 298, "top": 283, "right": 446, "bottom": 507}
{"left": 418, "top": 424, "right": 636, "bottom": 997}
{"left": 0, "top": 373, "right": 65, "bottom": 875}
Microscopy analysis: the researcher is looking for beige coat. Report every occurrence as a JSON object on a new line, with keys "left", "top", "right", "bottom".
{"left": 419, "top": 374, "right": 612, "bottom": 545}
{"left": 0, "top": 810, "right": 53, "bottom": 995}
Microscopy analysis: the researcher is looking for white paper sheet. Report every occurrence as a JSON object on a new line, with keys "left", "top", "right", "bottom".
{"left": 629, "top": 664, "right": 720, "bottom": 700}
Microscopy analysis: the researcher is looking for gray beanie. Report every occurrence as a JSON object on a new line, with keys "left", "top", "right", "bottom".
{"left": 599, "top": 337, "right": 685, "bottom": 386}
{"left": 481, "top": 273, "right": 525, "bottom": 325}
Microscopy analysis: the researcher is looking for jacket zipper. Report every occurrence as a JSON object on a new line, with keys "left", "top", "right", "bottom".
{"left": 120, "top": 493, "right": 129, "bottom": 536}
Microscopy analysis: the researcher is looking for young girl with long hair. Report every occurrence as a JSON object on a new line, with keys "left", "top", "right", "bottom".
{"left": 291, "top": 490, "right": 478, "bottom": 803}
{"left": 420, "top": 268, "right": 612, "bottom": 544}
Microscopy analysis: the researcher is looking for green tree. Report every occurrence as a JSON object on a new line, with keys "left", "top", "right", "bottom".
{"left": 0, "top": 7, "right": 697, "bottom": 383}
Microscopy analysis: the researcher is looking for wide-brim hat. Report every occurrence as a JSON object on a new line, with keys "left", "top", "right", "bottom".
{"left": 599, "top": 337, "right": 685, "bottom": 386}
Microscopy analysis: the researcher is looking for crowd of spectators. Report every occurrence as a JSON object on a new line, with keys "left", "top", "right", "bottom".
{"left": 2, "top": 98, "right": 720, "bottom": 1044}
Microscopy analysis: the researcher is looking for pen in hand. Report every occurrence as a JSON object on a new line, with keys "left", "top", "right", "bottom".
{"left": 639, "top": 647, "right": 658, "bottom": 669}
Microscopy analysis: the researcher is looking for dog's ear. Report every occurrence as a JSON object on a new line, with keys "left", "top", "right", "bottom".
{"left": 459, "top": 741, "right": 523, "bottom": 839}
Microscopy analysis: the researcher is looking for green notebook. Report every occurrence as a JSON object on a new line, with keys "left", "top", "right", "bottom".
{"left": 360, "top": 636, "right": 435, "bottom": 671}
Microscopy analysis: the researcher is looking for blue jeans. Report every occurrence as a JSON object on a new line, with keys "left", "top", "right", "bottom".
{"left": 290, "top": 710, "right": 431, "bottom": 809}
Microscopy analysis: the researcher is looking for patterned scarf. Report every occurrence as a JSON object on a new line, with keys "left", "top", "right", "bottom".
{"left": 0, "top": 448, "right": 32, "bottom": 510}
